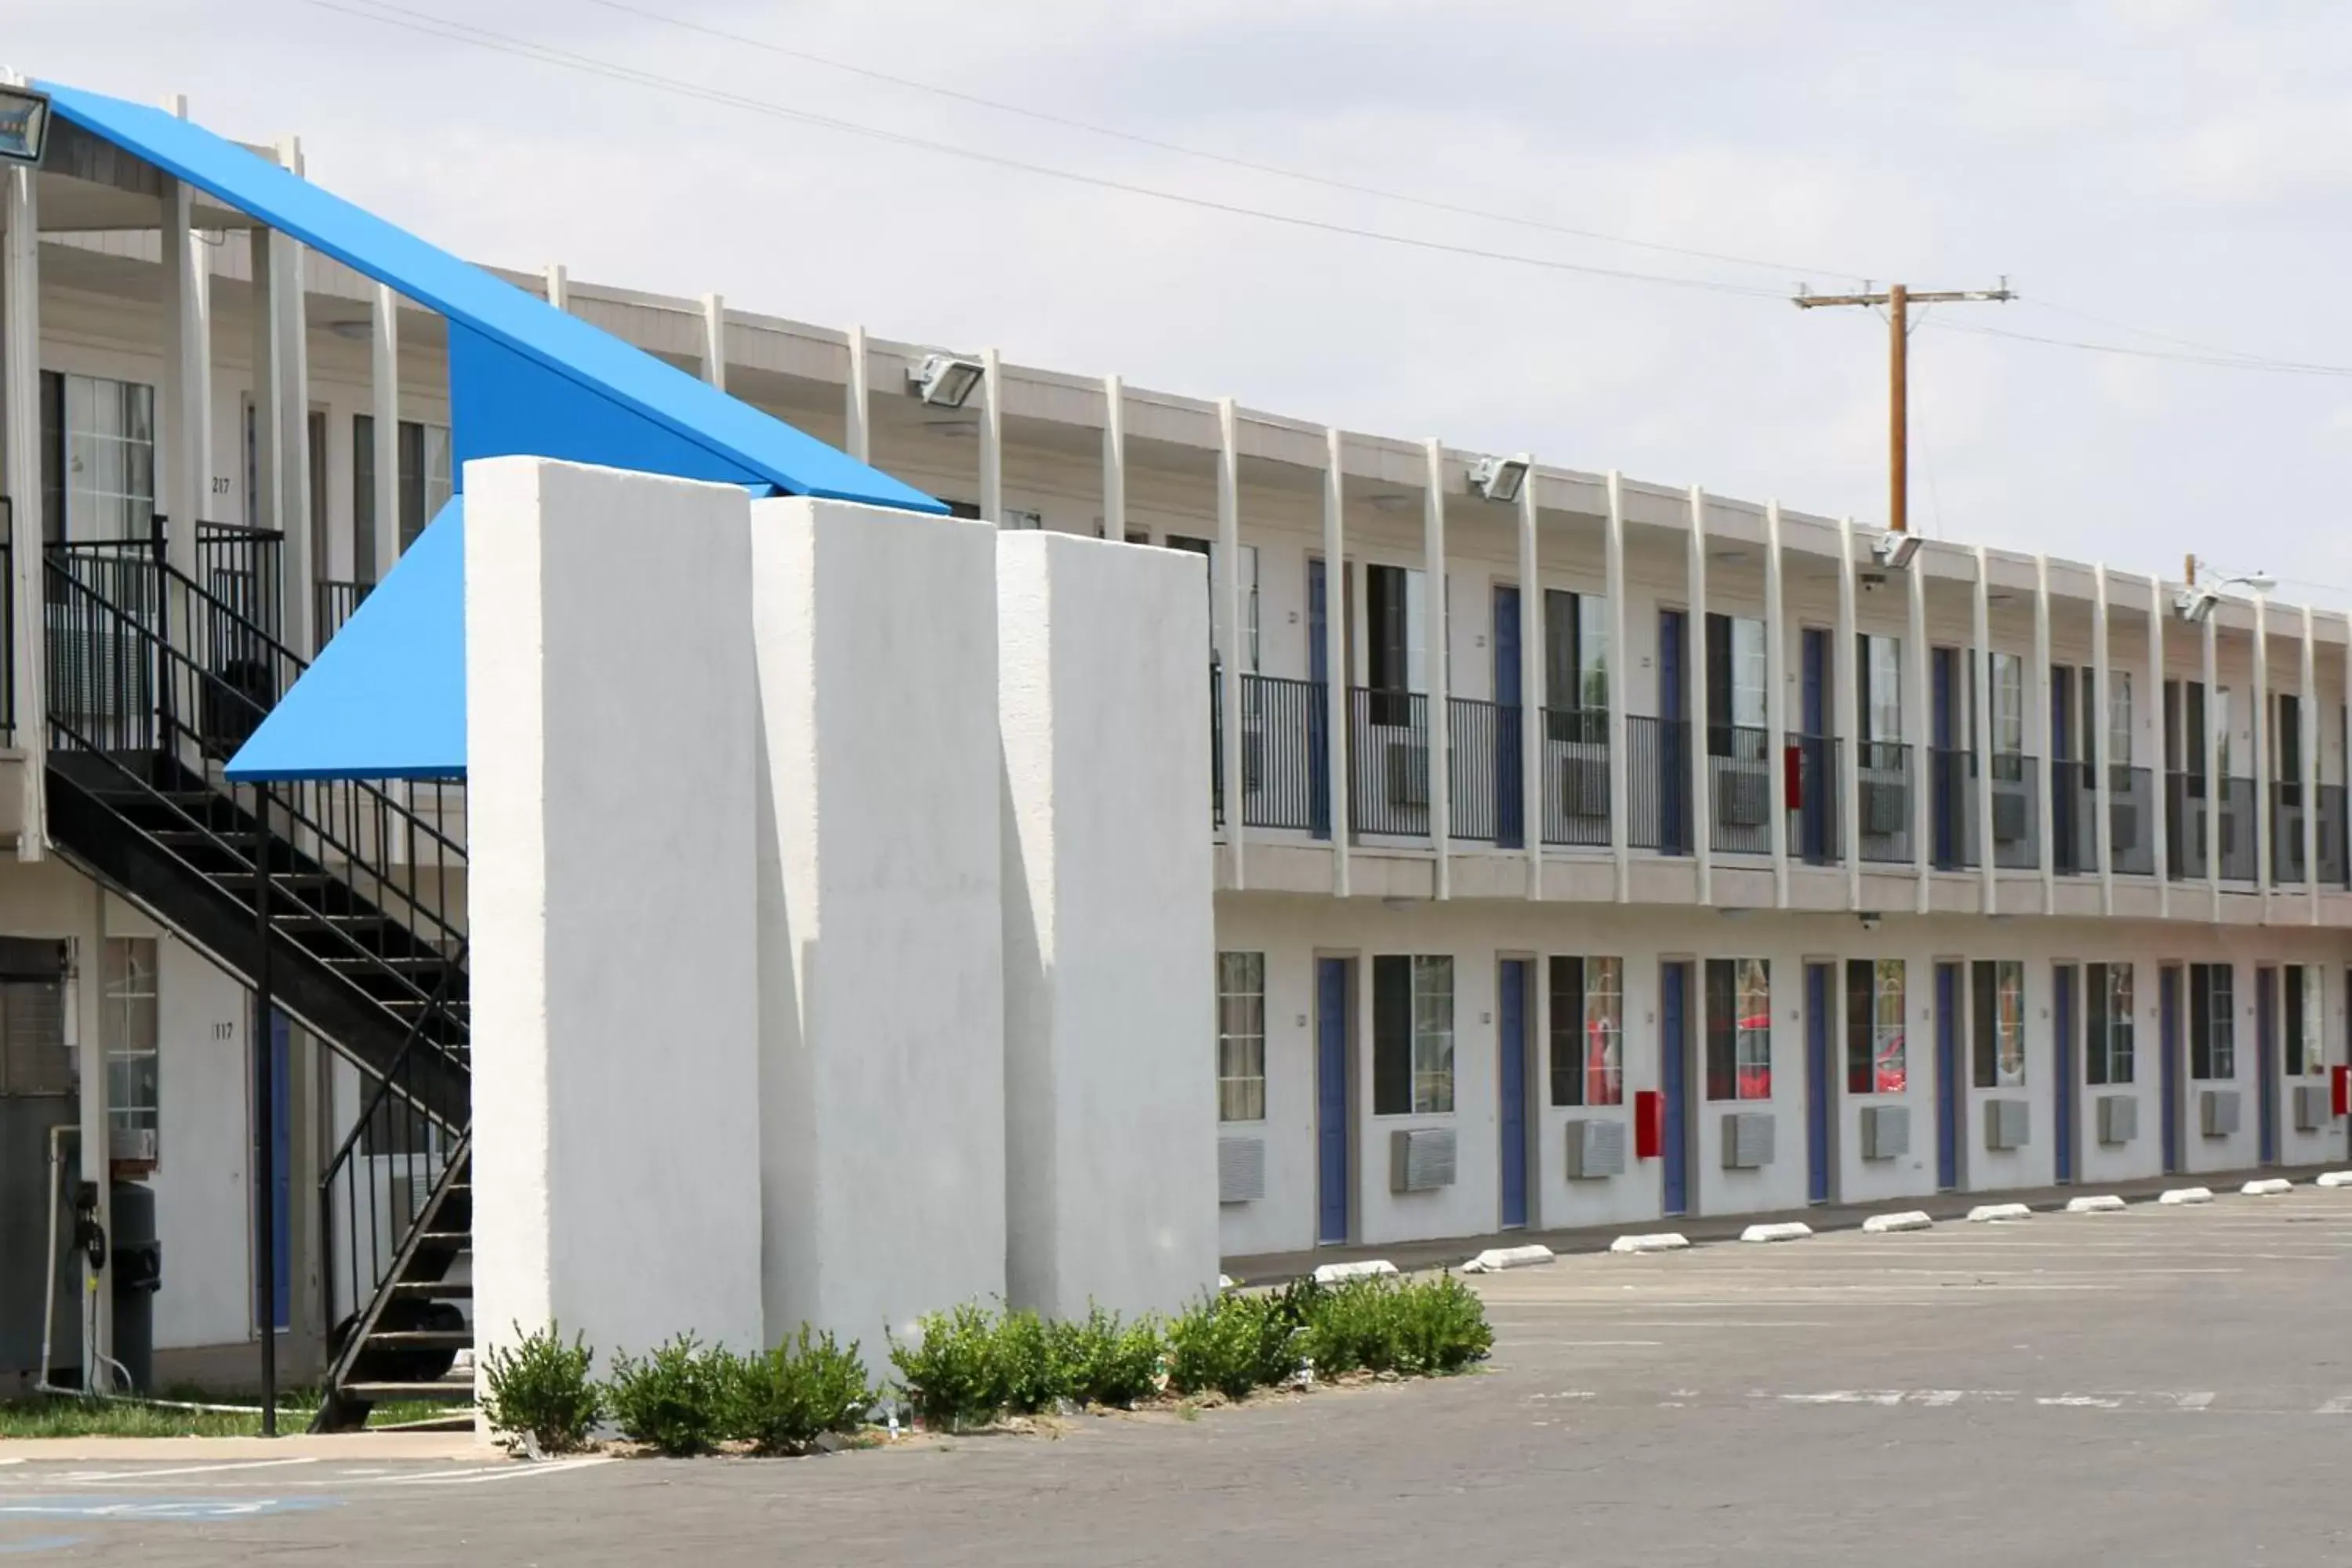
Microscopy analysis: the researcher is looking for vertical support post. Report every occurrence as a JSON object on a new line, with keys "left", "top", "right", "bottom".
{"left": 1424, "top": 439, "right": 1451, "bottom": 900}
{"left": 1687, "top": 485, "right": 1711, "bottom": 906}
{"left": 1101, "top": 374, "right": 1125, "bottom": 540}
{"left": 272, "top": 138, "right": 314, "bottom": 659}
{"left": 2034, "top": 556, "right": 2055, "bottom": 904}
{"left": 2092, "top": 565, "right": 2114, "bottom": 916}
{"left": 1604, "top": 472, "right": 1631, "bottom": 904}
{"left": 1907, "top": 539, "right": 1930, "bottom": 913}
{"left": 158, "top": 131, "right": 202, "bottom": 583}
{"left": 2255, "top": 593, "right": 2273, "bottom": 906}
{"left": 2, "top": 107, "right": 45, "bottom": 856}
{"left": 2204, "top": 611, "right": 2223, "bottom": 907}
{"left": 700, "top": 292, "right": 727, "bottom": 390}
{"left": 2150, "top": 577, "right": 2170, "bottom": 917}
{"left": 844, "top": 325, "right": 869, "bottom": 464}
{"left": 1834, "top": 515, "right": 1862, "bottom": 910}
{"left": 252, "top": 798, "right": 277, "bottom": 1436}
{"left": 368, "top": 284, "right": 398, "bottom": 586}
{"left": 1519, "top": 461, "right": 1542, "bottom": 899}
{"left": 1765, "top": 502, "right": 1789, "bottom": 909}
{"left": 978, "top": 347, "right": 1004, "bottom": 526}
{"left": 543, "top": 262, "right": 568, "bottom": 311}
{"left": 1323, "top": 427, "right": 1349, "bottom": 898}
{"left": 2304, "top": 604, "right": 2320, "bottom": 924}
{"left": 1216, "top": 397, "right": 1244, "bottom": 891}
{"left": 1972, "top": 546, "right": 1996, "bottom": 912}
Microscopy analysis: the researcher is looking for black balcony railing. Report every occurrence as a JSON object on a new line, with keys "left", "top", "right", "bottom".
{"left": 2322, "top": 784, "right": 2349, "bottom": 887}
{"left": 1789, "top": 734, "right": 1841, "bottom": 866}
{"left": 1990, "top": 753, "right": 2038, "bottom": 870}
{"left": 2114, "top": 766, "right": 2155, "bottom": 876}
{"left": 1541, "top": 707, "right": 1610, "bottom": 848}
{"left": 1350, "top": 687, "right": 1430, "bottom": 838}
{"left": 2166, "top": 772, "right": 2209, "bottom": 880}
{"left": 1857, "top": 740, "right": 1912, "bottom": 864}
{"left": 1447, "top": 695, "right": 1518, "bottom": 844}
{"left": 1210, "top": 666, "right": 1223, "bottom": 829}
{"left": 318, "top": 578, "right": 368, "bottom": 645}
{"left": 2219, "top": 775, "right": 2258, "bottom": 880}
{"left": 1926, "top": 746, "right": 1978, "bottom": 869}
{"left": 1237, "top": 673, "right": 1328, "bottom": 835}
{"left": 1627, "top": 715, "right": 1690, "bottom": 855}
{"left": 195, "top": 521, "right": 282, "bottom": 641}
{"left": 2270, "top": 779, "right": 2309, "bottom": 884}
{"left": 2051, "top": 759, "right": 2091, "bottom": 875}
{"left": 1707, "top": 723, "right": 1771, "bottom": 855}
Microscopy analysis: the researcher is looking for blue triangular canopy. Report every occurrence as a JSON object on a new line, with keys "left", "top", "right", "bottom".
{"left": 38, "top": 82, "right": 946, "bottom": 783}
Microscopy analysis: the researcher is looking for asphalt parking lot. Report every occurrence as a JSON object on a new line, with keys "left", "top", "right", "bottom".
{"left": 10, "top": 1182, "right": 2352, "bottom": 1565}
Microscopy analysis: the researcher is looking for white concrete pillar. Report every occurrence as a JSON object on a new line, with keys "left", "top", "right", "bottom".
{"left": 844, "top": 324, "right": 869, "bottom": 465}
{"left": 979, "top": 347, "right": 1003, "bottom": 526}
{"left": 158, "top": 145, "right": 202, "bottom": 580}
{"left": 1687, "top": 486, "right": 1711, "bottom": 906}
{"left": 1425, "top": 439, "right": 1452, "bottom": 900}
{"left": 701, "top": 292, "right": 726, "bottom": 391}
{"left": 2150, "top": 577, "right": 2169, "bottom": 916}
{"left": 1100, "top": 373, "right": 1124, "bottom": 542}
{"left": 2205, "top": 612, "right": 2223, "bottom": 901}
{"left": 2092, "top": 565, "right": 2114, "bottom": 916}
{"left": 1518, "top": 463, "right": 1542, "bottom": 898}
{"left": 1766, "top": 503, "right": 1790, "bottom": 908}
{"left": 1604, "top": 472, "right": 1631, "bottom": 904}
{"left": 2304, "top": 604, "right": 2320, "bottom": 920}
{"left": 1973, "top": 546, "right": 1996, "bottom": 911}
{"left": 2255, "top": 594, "right": 2273, "bottom": 902}
{"left": 543, "top": 262, "right": 568, "bottom": 311}
{"left": 1907, "top": 543, "right": 1930, "bottom": 913}
{"left": 5, "top": 124, "right": 48, "bottom": 856}
{"left": 750, "top": 491, "right": 1006, "bottom": 1356}
{"left": 1216, "top": 397, "right": 1245, "bottom": 891}
{"left": 368, "top": 284, "right": 398, "bottom": 586}
{"left": 999, "top": 530, "right": 1218, "bottom": 1319}
{"left": 467, "top": 458, "right": 764, "bottom": 1368}
{"left": 1323, "top": 427, "right": 1349, "bottom": 898}
{"left": 1833, "top": 516, "right": 1861, "bottom": 910}
{"left": 2034, "top": 557, "right": 2055, "bottom": 903}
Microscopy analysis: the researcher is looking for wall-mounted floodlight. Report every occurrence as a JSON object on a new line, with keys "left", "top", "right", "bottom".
{"left": 1468, "top": 453, "right": 1530, "bottom": 505}
{"left": 2174, "top": 586, "right": 2219, "bottom": 625}
{"left": 909, "top": 352, "right": 984, "bottom": 409}
{"left": 1871, "top": 530, "right": 1922, "bottom": 572}
{"left": 0, "top": 86, "right": 51, "bottom": 167}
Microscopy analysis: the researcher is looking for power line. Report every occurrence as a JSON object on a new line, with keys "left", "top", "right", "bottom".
{"left": 1926, "top": 315, "right": 2352, "bottom": 377}
{"left": 577, "top": 0, "right": 1868, "bottom": 285}
{"left": 301, "top": 0, "right": 1791, "bottom": 299}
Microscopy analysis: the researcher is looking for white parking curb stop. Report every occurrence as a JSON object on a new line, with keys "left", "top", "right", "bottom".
{"left": 1609, "top": 1232, "right": 1690, "bottom": 1254}
{"left": 1967, "top": 1203, "right": 2032, "bottom": 1223}
{"left": 2158, "top": 1187, "right": 2213, "bottom": 1205}
{"left": 1461, "top": 1244, "right": 1556, "bottom": 1274}
{"left": 1863, "top": 1210, "right": 1934, "bottom": 1234}
{"left": 1312, "top": 1260, "right": 1400, "bottom": 1284}
{"left": 2241, "top": 1178, "right": 2293, "bottom": 1196}
{"left": 2065, "top": 1195, "right": 2126, "bottom": 1214}
{"left": 1740, "top": 1221, "right": 1813, "bottom": 1243}
{"left": 2318, "top": 1171, "right": 2352, "bottom": 1189}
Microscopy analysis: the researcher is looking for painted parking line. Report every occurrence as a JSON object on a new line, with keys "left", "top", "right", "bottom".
{"left": 0, "top": 1537, "right": 82, "bottom": 1555}
{"left": 0, "top": 1496, "right": 338, "bottom": 1521}
{"left": 64, "top": 1457, "right": 320, "bottom": 1483}
{"left": 379, "top": 1457, "right": 613, "bottom": 1486}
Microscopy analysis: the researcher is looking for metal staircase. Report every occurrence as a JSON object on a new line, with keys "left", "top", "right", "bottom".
{"left": 40, "top": 538, "right": 472, "bottom": 1431}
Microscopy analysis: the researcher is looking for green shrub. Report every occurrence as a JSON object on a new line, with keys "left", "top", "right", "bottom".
{"left": 992, "top": 1308, "right": 1077, "bottom": 1415}
{"left": 1296, "top": 1278, "right": 1399, "bottom": 1376}
{"left": 606, "top": 1334, "right": 731, "bottom": 1456}
{"left": 1166, "top": 1294, "right": 1272, "bottom": 1400}
{"left": 724, "top": 1327, "right": 874, "bottom": 1455}
{"left": 1389, "top": 1273, "right": 1493, "bottom": 1375}
{"left": 888, "top": 1303, "right": 1007, "bottom": 1430}
{"left": 480, "top": 1321, "right": 601, "bottom": 1454}
{"left": 1058, "top": 1305, "right": 1163, "bottom": 1408}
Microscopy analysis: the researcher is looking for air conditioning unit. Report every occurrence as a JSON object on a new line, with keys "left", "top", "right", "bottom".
{"left": 1218, "top": 1137, "right": 1267, "bottom": 1203}
{"left": 1388, "top": 1127, "right": 1457, "bottom": 1192}
{"left": 1563, "top": 1119, "right": 1628, "bottom": 1178}
{"left": 1991, "top": 789, "right": 2028, "bottom": 844}
{"left": 1984, "top": 1098, "right": 2031, "bottom": 1150}
{"left": 1386, "top": 742, "right": 1430, "bottom": 808}
{"left": 1715, "top": 764, "right": 1769, "bottom": 829}
{"left": 2294, "top": 1084, "right": 2332, "bottom": 1133}
{"left": 2200, "top": 1089, "right": 2241, "bottom": 1138}
{"left": 1860, "top": 1104, "right": 1910, "bottom": 1160}
{"left": 2096, "top": 1094, "right": 2138, "bottom": 1145}
{"left": 1860, "top": 779, "right": 1908, "bottom": 837}
{"left": 1559, "top": 753, "right": 1609, "bottom": 818}
{"left": 1721, "top": 1112, "right": 1775, "bottom": 1170}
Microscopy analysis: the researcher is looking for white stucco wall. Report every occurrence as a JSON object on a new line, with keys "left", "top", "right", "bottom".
{"left": 999, "top": 532, "right": 1219, "bottom": 1321}
{"left": 467, "top": 458, "right": 764, "bottom": 1371}
{"left": 752, "top": 495, "right": 1007, "bottom": 1355}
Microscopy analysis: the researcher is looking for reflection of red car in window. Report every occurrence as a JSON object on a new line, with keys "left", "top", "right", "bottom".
{"left": 1737, "top": 1009, "right": 1772, "bottom": 1098}
{"left": 1875, "top": 1029, "right": 1907, "bottom": 1094}
{"left": 1584, "top": 1017, "right": 1623, "bottom": 1105}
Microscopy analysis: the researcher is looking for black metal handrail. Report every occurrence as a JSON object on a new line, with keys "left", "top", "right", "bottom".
{"left": 317, "top": 579, "right": 368, "bottom": 645}
{"left": 195, "top": 521, "right": 283, "bottom": 641}
{"left": 1239, "top": 673, "right": 1329, "bottom": 834}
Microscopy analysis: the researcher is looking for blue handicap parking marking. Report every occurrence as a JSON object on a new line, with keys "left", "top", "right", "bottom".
{"left": 0, "top": 1538, "right": 84, "bottom": 1555}
{"left": 0, "top": 1496, "right": 339, "bottom": 1523}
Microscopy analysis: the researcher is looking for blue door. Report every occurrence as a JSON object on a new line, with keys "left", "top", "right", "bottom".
{"left": 1494, "top": 586, "right": 1523, "bottom": 849}
{"left": 1805, "top": 962, "right": 1833, "bottom": 1203}
{"left": 1307, "top": 560, "right": 1331, "bottom": 840}
{"left": 1498, "top": 959, "right": 1530, "bottom": 1227}
{"left": 1659, "top": 611, "right": 1689, "bottom": 856}
{"left": 2053, "top": 965, "right": 2076, "bottom": 1184}
{"left": 1936, "top": 962, "right": 1962, "bottom": 1190}
{"left": 1931, "top": 648, "right": 1957, "bottom": 868}
{"left": 1799, "top": 630, "right": 1829, "bottom": 862}
{"left": 2051, "top": 666, "right": 2076, "bottom": 873}
{"left": 2160, "top": 966, "right": 2182, "bottom": 1173}
{"left": 2257, "top": 967, "right": 2279, "bottom": 1165}
{"left": 1316, "top": 958, "right": 1351, "bottom": 1243}
{"left": 1661, "top": 960, "right": 1691, "bottom": 1216}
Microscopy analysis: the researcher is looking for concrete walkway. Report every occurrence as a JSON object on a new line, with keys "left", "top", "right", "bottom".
{"left": 1223, "top": 1159, "right": 2347, "bottom": 1283}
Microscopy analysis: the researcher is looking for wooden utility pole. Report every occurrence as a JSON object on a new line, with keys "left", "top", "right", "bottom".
{"left": 1794, "top": 281, "right": 2013, "bottom": 534}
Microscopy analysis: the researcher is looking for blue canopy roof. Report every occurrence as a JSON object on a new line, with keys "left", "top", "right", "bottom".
{"left": 37, "top": 82, "right": 946, "bottom": 783}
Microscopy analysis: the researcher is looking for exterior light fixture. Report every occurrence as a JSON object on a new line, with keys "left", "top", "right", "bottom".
{"left": 0, "top": 85, "right": 51, "bottom": 168}
{"left": 1468, "top": 453, "right": 1530, "bottom": 505}
{"left": 1871, "top": 530, "right": 1922, "bottom": 572}
{"left": 909, "top": 352, "right": 984, "bottom": 409}
{"left": 2174, "top": 586, "right": 2219, "bottom": 625}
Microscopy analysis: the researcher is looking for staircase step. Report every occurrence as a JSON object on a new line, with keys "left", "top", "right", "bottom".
{"left": 411, "top": 1231, "right": 471, "bottom": 1249}
{"left": 364, "top": 1329, "right": 473, "bottom": 1348}
{"left": 343, "top": 1381, "right": 474, "bottom": 1403}
{"left": 389, "top": 1279, "right": 472, "bottom": 1300}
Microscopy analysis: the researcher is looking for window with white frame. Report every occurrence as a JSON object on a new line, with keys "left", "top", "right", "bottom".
{"left": 2190, "top": 962, "right": 2235, "bottom": 1079}
{"left": 1548, "top": 955, "right": 1623, "bottom": 1106}
{"left": 2109, "top": 672, "right": 2135, "bottom": 769}
{"left": 1844, "top": 958, "right": 1905, "bottom": 1094}
{"left": 1543, "top": 590, "right": 1610, "bottom": 742}
{"left": 1989, "top": 652, "right": 2026, "bottom": 756}
{"left": 2086, "top": 962, "right": 2134, "bottom": 1085}
{"left": 1216, "top": 952, "right": 1266, "bottom": 1122}
{"left": 42, "top": 372, "right": 156, "bottom": 543}
{"left": 1704, "top": 957, "right": 1770, "bottom": 1101}
{"left": 1859, "top": 634, "right": 1903, "bottom": 746}
{"left": 103, "top": 937, "right": 159, "bottom": 1148}
{"left": 1972, "top": 959, "right": 2026, "bottom": 1087}
{"left": 1168, "top": 535, "right": 1260, "bottom": 674}
{"left": 1373, "top": 954, "right": 1454, "bottom": 1115}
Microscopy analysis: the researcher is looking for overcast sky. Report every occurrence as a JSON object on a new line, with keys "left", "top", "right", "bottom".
{"left": 16, "top": 2, "right": 2352, "bottom": 603}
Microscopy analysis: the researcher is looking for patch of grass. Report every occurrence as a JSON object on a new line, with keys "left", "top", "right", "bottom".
{"left": 0, "top": 1386, "right": 449, "bottom": 1439}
